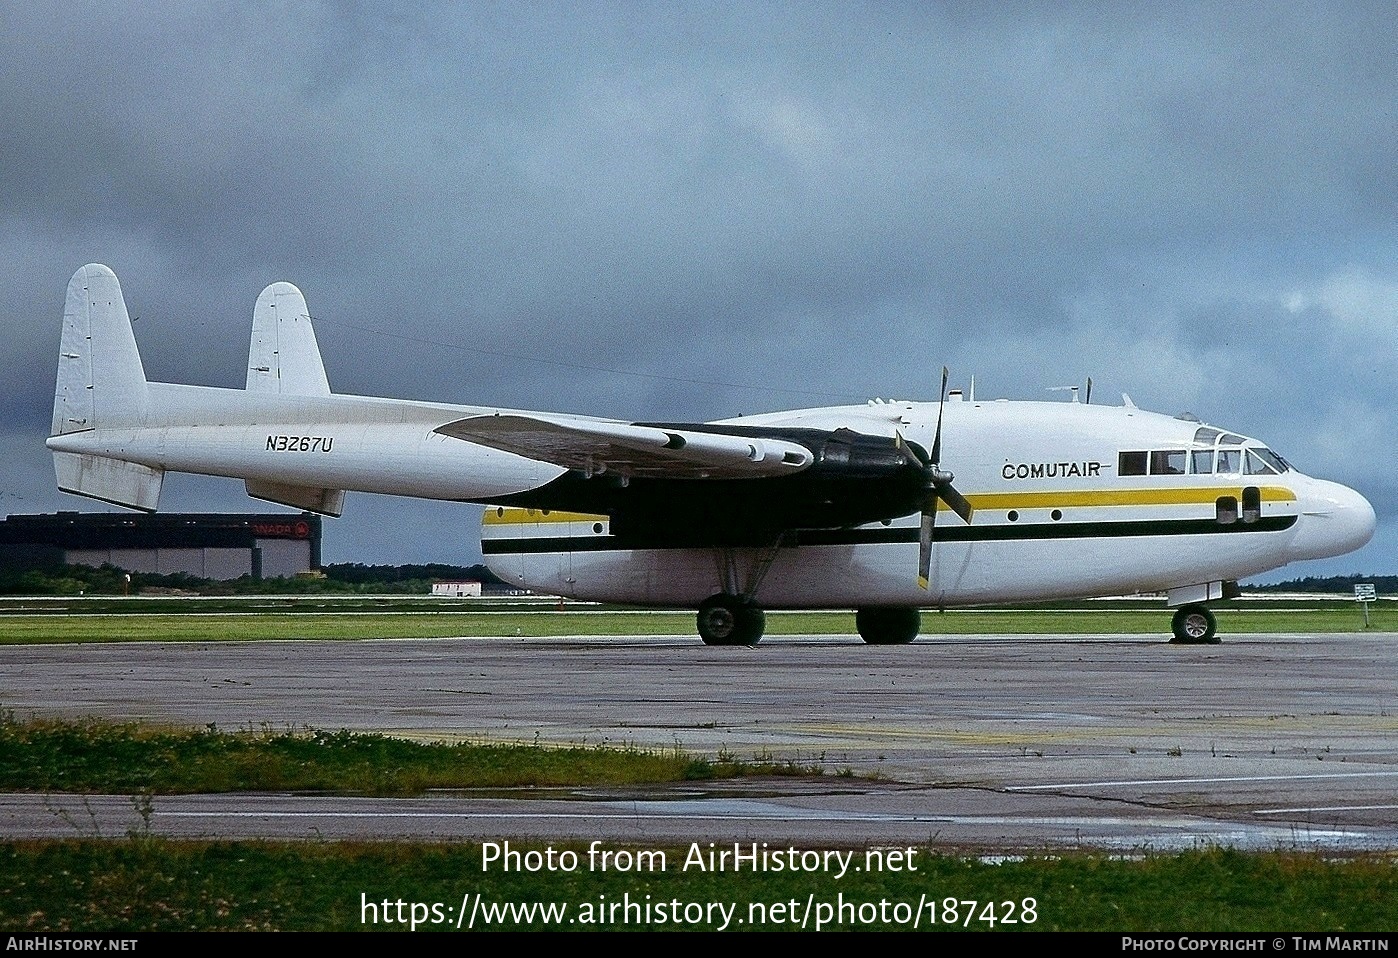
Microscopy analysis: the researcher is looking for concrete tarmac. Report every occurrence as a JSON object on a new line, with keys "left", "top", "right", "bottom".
{"left": 3, "top": 632, "right": 1396, "bottom": 851}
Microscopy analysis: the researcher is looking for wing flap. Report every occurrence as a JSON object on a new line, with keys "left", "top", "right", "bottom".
{"left": 435, "top": 414, "right": 813, "bottom": 479}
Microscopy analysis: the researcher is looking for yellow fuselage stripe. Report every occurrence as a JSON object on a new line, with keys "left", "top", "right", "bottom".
{"left": 484, "top": 509, "right": 609, "bottom": 525}
{"left": 957, "top": 486, "right": 1295, "bottom": 511}
{"left": 483, "top": 486, "right": 1296, "bottom": 526}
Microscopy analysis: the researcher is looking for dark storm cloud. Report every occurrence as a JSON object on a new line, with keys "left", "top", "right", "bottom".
{"left": 2, "top": 2, "right": 1393, "bottom": 571}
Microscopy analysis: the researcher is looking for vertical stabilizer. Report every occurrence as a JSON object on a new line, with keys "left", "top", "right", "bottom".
{"left": 50, "top": 264, "right": 164, "bottom": 511}
{"left": 53, "top": 264, "right": 149, "bottom": 435}
{"left": 246, "top": 282, "right": 331, "bottom": 395}
{"left": 243, "top": 280, "right": 345, "bottom": 516}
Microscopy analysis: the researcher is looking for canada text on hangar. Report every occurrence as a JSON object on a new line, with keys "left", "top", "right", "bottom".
{"left": 251, "top": 521, "right": 312, "bottom": 538}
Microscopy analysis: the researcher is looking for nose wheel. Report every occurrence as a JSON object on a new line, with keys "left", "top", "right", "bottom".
{"left": 697, "top": 593, "right": 765, "bottom": 646}
{"left": 1170, "top": 605, "right": 1219, "bottom": 644}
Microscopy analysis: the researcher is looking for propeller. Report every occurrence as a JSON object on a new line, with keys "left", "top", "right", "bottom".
{"left": 900, "top": 367, "right": 974, "bottom": 590}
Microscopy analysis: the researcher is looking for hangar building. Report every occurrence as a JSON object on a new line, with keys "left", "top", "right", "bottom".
{"left": 0, "top": 512, "right": 322, "bottom": 580}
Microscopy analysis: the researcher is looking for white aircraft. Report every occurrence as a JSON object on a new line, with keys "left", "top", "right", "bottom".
{"left": 48, "top": 264, "right": 1375, "bottom": 645}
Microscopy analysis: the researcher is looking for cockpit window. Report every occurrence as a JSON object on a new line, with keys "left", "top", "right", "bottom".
{"left": 1120, "top": 431, "right": 1291, "bottom": 479}
{"left": 1245, "top": 448, "right": 1286, "bottom": 475}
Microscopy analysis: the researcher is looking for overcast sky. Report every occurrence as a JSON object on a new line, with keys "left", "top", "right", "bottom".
{"left": 2, "top": 2, "right": 1394, "bottom": 579}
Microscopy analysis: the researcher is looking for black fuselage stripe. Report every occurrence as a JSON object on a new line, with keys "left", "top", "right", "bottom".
{"left": 481, "top": 516, "right": 1298, "bottom": 555}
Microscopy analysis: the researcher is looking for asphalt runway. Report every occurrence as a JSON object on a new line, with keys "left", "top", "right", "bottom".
{"left": 3, "top": 632, "right": 1397, "bottom": 852}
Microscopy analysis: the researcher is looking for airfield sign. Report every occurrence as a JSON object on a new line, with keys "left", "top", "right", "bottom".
{"left": 1355, "top": 583, "right": 1376, "bottom": 627}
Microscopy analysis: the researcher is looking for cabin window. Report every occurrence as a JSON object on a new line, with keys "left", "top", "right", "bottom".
{"left": 1149, "top": 450, "right": 1187, "bottom": 475}
{"left": 1191, "top": 450, "right": 1214, "bottom": 475}
{"left": 1242, "top": 486, "right": 1261, "bottom": 523}
{"left": 1216, "top": 495, "right": 1238, "bottom": 524}
{"left": 1118, "top": 451, "right": 1148, "bottom": 476}
{"left": 1216, "top": 449, "right": 1242, "bottom": 475}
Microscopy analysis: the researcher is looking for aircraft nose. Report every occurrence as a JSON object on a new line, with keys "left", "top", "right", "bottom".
{"left": 1289, "top": 480, "right": 1377, "bottom": 561}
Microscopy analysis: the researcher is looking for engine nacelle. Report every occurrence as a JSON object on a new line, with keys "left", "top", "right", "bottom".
{"left": 512, "top": 426, "right": 927, "bottom": 547}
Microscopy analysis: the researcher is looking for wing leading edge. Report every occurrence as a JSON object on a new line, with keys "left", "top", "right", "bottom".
{"left": 435, "top": 414, "right": 814, "bottom": 480}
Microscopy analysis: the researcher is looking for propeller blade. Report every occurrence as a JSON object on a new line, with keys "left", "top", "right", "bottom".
{"left": 917, "top": 493, "right": 937, "bottom": 590}
{"left": 938, "top": 482, "right": 975, "bottom": 525}
{"left": 930, "top": 366, "right": 948, "bottom": 466}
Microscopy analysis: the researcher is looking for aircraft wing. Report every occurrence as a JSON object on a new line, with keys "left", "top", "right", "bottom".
{"left": 435, "top": 414, "right": 814, "bottom": 479}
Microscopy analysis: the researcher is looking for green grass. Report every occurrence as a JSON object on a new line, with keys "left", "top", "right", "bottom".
{"left": 0, "top": 604, "right": 1390, "bottom": 644}
{"left": 0, "top": 841, "right": 1393, "bottom": 931}
{"left": 0, "top": 716, "right": 816, "bottom": 795}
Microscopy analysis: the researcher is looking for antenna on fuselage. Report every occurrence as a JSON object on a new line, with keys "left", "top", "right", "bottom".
{"left": 1047, "top": 385, "right": 1080, "bottom": 403}
{"left": 1085, "top": 377, "right": 1092, "bottom": 405}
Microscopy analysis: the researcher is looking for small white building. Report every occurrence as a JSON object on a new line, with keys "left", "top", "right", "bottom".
{"left": 431, "top": 580, "right": 482, "bottom": 597}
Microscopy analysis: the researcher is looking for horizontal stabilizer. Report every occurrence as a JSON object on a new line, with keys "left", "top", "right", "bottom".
{"left": 54, "top": 452, "right": 164, "bottom": 512}
{"left": 436, "top": 413, "right": 814, "bottom": 479}
{"left": 245, "top": 479, "right": 345, "bottom": 517}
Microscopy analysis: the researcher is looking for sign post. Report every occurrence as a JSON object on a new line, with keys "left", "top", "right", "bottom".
{"left": 1354, "top": 583, "right": 1377, "bottom": 628}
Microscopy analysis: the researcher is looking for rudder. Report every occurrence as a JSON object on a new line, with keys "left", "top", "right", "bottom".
{"left": 53, "top": 264, "right": 149, "bottom": 434}
{"left": 244, "top": 280, "right": 345, "bottom": 516}
{"left": 50, "top": 264, "right": 163, "bottom": 511}
{"left": 246, "top": 281, "right": 331, "bottom": 395}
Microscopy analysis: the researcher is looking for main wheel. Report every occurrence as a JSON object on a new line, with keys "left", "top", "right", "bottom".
{"left": 697, "top": 594, "right": 764, "bottom": 646}
{"left": 856, "top": 607, "right": 921, "bottom": 645}
{"left": 1170, "top": 605, "right": 1219, "bottom": 644}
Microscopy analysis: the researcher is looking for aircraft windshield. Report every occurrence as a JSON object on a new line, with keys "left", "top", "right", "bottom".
{"left": 1188, "top": 426, "right": 1289, "bottom": 475}
{"left": 1118, "top": 428, "right": 1292, "bottom": 477}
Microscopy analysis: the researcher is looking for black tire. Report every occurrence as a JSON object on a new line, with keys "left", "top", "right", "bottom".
{"left": 1170, "top": 605, "right": 1219, "bottom": 644}
{"left": 856, "top": 607, "right": 921, "bottom": 645}
{"left": 737, "top": 603, "right": 765, "bottom": 646}
{"left": 697, "top": 594, "right": 764, "bottom": 646}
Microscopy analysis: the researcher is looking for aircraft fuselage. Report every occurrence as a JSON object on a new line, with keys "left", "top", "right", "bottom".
{"left": 46, "top": 264, "right": 1377, "bottom": 644}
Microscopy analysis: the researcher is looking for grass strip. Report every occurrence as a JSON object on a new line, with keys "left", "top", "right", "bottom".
{"left": 0, "top": 716, "right": 814, "bottom": 795}
{"left": 0, "top": 607, "right": 1392, "bottom": 643}
{"left": 0, "top": 840, "right": 1393, "bottom": 931}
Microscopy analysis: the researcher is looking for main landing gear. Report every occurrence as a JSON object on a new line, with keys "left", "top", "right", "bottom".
{"left": 695, "top": 595, "right": 925, "bottom": 646}
{"left": 696, "top": 539, "right": 786, "bottom": 646}
{"left": 1170, "top": 604, "right": 1219, "bottom": 645}
{"left": 696, "top": 593, "right": 766, "bottom": 646}
{"left": 695, "top": 541, "right": 923, "bottom": 647}
{"left": 855, "top": 607, "right": 921, "bottom": 645}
